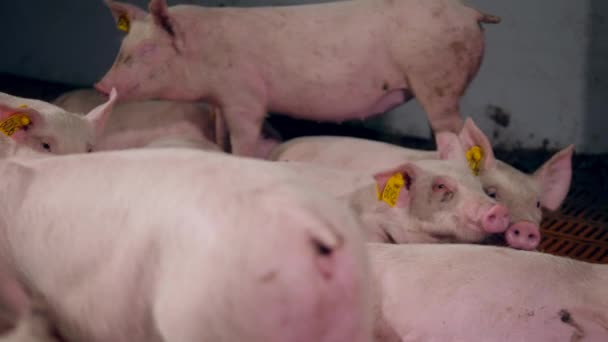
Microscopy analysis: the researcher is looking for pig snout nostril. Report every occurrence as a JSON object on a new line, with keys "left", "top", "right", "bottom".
{"left": 313, "top": 238, "right": 333, "bottom": 257}
{"left": 514, "top": 229, "right": 520, "bottom": 236}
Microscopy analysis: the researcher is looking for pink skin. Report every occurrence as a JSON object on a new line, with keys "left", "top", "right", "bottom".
{"left": 95, "top": 0, "right": 500, "bottom": 157}
{"left": 369, "top": 243, "right": 608, "bottom": 342}
{"left": 505, "top": 221, "right": 541, "bottom": 251}
{"left": 458, "top": 118, "right": 573, "bottom": 250}
{"left": 0, "top": 269, "right": 30, "bottom": 336}
{"left": 480, "top": 204, "right": 509, "bottom": 233}
{"left": 0, "top": 88, "right": 118, "bottom": 155}
{"left": 269, "top": 118, "right": 574, "bottom": 251}
{"left": 0, "top": 144, "right": 372, "bottom": 342}
{"left": 280, "top": 132, "right": 509, "bottom": 246}
{"left": 54, "top": 88, "right": 281, "bottom": 157}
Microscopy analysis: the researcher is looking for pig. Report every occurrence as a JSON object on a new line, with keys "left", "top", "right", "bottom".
{"left": 270, "top": 117, "right": 574, "bottom": 251}
{"left": 142, "top": 136, "right": 222, "bottom": 151}
{"left": 278, "top": 131, "right": 511, "bottom": 246}
{"left": 0, "top": 89, "right": 117, "bottom": 154}
{"left": 95, "top": 0, "right": 500, "bottom": 158}
{"left": 0, "top": 301, "right": 60, "bottom": 342}
{"left": 53, "top": 88, "right": 222, "bottom": 151}
{"left": 53, "top": 88, "right": 281, "bottom": 156}
{"left": 0, "top": 141, "right": 372, "bottom": 341}
{"left": 368, "top": 243, "right": 608, "bottom": 341}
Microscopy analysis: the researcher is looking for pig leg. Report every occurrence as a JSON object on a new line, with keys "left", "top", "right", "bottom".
{"left": 408, "top": 73, "right": 464, "bottom": 134}
{"left": 222, "top": 104, "right": 266, "bottom": 158}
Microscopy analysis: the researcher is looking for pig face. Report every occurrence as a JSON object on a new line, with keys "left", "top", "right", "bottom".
{"left": 0, "top": 88, "right": 117, "bottom": 155}
{"left": 372, "top": 132, "right": 510, "bottom": 244}
{"left": 458, "top": 118, "right": 573, "bottom": 250}
{"left": 96, "top": 0, "right": 186, "bottom": 100}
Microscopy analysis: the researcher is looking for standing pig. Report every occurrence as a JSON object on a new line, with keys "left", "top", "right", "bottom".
{"left": 53, "top": 88, "right": 282, "bottom": 156}
{"left": 95, "top": 0, "right": 500, "bottom": 157}
{"left": 270, "top": 118, "right": 574, "bottom": 251}
{"left": 369, "top": 243, "right": 608, "bottom": 341}
{"left": 0, "top": 144, "right": 372, "bottom": 342}
{"left": 0, "top": 89, "right": 117, "bottom": 154}
{"left": 279, "top": 132, "right": 510, "bottom": 246}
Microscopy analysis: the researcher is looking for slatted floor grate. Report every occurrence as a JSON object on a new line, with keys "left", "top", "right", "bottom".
{"left": 539, "top": 187, "right": 608, "bottom": 264}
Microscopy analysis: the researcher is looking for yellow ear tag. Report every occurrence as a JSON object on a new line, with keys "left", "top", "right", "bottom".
{"left": 376, "top": 172, "right": 406, "bottom": 208}
{"left": 0, "top": 113, "right": 31, "bottom": 137}
{"left": 466, "top": 145, "right": 483, "bottom": 176}
{"left": 18, "top": 104, "right": 28, "bottom": 108}
{"left": 117, "top": 14, "right": 130, "bottom": 32}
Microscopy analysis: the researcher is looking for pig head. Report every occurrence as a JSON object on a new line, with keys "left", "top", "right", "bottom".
{"left": 356, "top": 132, "right": 509, "bottom": 245}
{"left": 458, "top": 118, "right": 574, "bottom": 250}
{"left": 0, "top": 88, "right": 117, "bottom": 154}
{"left": 96, "top": 0, "right": 499, "bottom": 157}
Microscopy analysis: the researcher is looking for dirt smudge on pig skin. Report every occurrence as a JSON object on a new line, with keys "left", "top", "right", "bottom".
{"left": 559, "top": 309, "right": 585, "bottom": 342}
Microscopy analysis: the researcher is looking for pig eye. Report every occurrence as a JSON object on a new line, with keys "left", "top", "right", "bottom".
{"left": 536, "top": 201, "right": 541, "bottom": 208}
{"left": 312, "top": 238, "right": 333, "bottom": 256}
{"left": 485, "top": 187, "right": 498, "bottom": 200}
{"left": 433, "top": 183, "right": 454, "bottom": 202}
{"left": 41, "top": 142, "right": 51, "bottom": 152}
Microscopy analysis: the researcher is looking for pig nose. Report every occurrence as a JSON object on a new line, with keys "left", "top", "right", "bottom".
{"left": 505, "top": 221, "right": 541, "bottom": 250}
{"left": 311, "top": 232, "right": 343, "bottom": 281}
{"left": 94, "top": 82, "right": 109, "bottom": 96}
{"left": 481, "top": 204, "right": 509, "bottom": 233}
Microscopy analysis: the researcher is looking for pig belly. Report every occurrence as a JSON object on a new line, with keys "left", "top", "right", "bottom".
{"left": 268, "top": 87, "right": 410, "bottom": 123}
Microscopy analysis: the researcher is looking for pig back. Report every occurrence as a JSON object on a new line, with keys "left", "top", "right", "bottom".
{"left": 2, "top": 149, "right": 372, "bottom": 342}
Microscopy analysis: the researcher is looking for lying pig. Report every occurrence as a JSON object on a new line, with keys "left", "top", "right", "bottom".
{"left": 95, "top": 0, "right": 500, "bottom": 157}
{"left": 0, "top": 140, "right": 372, "bottom": 341}
{"left": 270, "top": 118, "right": 574, "bottom": 250}
{"left": 0, "top": 88, "right": 117, "bottom": 154}
{"left": 369, "top": 243, "right": 608, "bottom": 341}
{"left": 53, "top": 88, "right": 281, "bottom": 156}
{"left": 279, "top": 131, "right": 510, "bottom": 246}
{"left": 142, "top": 136, "right": 222, "bottom": 151}
{"left": 53, "top": 88, "right": 221, "bottom": 152}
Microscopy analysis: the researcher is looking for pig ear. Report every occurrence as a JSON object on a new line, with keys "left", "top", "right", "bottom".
{"left": 149, "top": 0, "right": 185, "bottom": 49}
{"left": 104, "top": 0, "right": 146, "bottom": 25}
{"left": 85, "top": 87, "right": 118, "bottom": 137}
{"left": 533, "top": 145, "right": 574, "bottom": 211}
{"left": 457, "top": 117, "right": 496, "bottom": 171}
{"left": 373, "top": 163, "right": 420, "bottom": 208}
{"left": 0, "top": 104, "right": 44, "bottom": 144}
{"left": 435, "top": 131, "right": 468, "bottom": 165}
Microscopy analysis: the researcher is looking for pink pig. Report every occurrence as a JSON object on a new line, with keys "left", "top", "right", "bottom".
{"left": 277, "top": 131, "right": 509, "bottom": 245}
{"left": 53, "top": 88, "right": 281, "bottom": 156}
{"left": 0, "top": 141, "right": 372, "bottom": 342}
{"left": 270, "top": 118, "right": 573, "bottom": 250}
{"left": 369, "top": 243, "right": 608, "bottom": 341}
{"left": 0, "top": 89, "right": 117, "bottom": 154}
{"left": 95, "top": 0, "right": 500, "bottom": 157}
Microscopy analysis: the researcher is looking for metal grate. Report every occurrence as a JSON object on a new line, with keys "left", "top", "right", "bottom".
{"left": 538, "top": 182, "right": 608, "bottom": 264}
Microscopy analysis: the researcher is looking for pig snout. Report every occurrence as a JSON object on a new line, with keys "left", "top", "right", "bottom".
{"left": 505, "top": 221, "right": 541, "bottom": 250}
{"left": 94, "top": 82, "right": 110, "bottom": 96}
{"left": 481, "top": 204, "right": 510, "bottom": 233}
